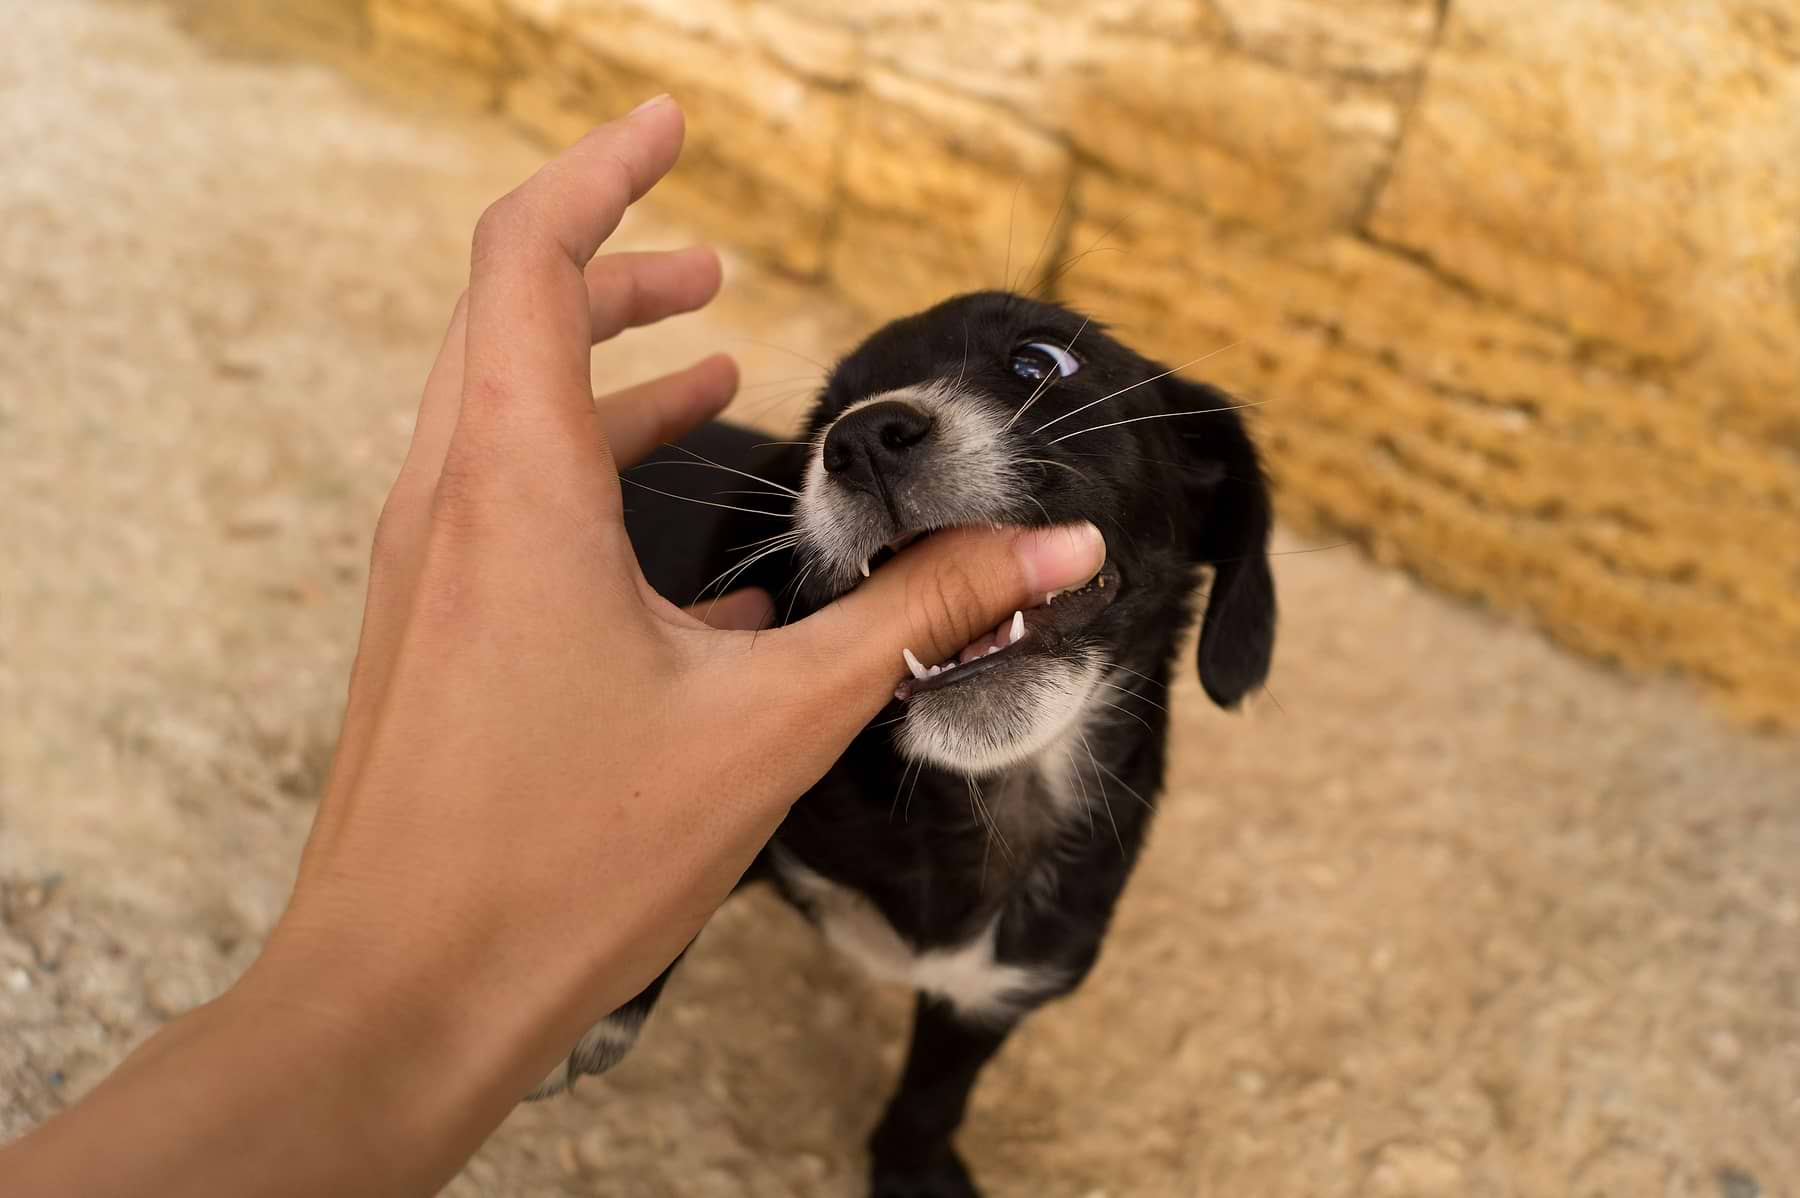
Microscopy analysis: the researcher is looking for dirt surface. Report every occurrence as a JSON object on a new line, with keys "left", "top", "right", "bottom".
{"left": 3, "top": 4, "right": 1797, "bottom": 1196}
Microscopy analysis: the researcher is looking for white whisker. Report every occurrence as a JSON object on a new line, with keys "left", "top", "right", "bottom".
{"left": 1005, "top": 316, "right": 1091, "bottom": 432}
{"left": 890, "top": 756, "right": 920, "bottom": 821}
{"left": 730, "top": 336, "right": 830, "bottom": 373}
{"left": 783, "top": 560, "right": 819, "bottom": 626}
{"left": 1094, "top": 697, "right": 1154, "bottom": 733}
{"left": 1093, "top": 760, "right": 1154, "bottom": 813}
{"left": 903, "top": 754, "right": 925, "bottom": 822}
{"left": 1106, "top": 663, "right": 1170, "bottom": 693}
{"left": 620, "top": 477, "right": 794, "bottom": 520}
{"left": 1032, "top": 343, "right": 1241, "bottom": 438}
{"left": 695, "top": 538, "right": 797, "bottom": 607}
{"left": 1047, "top": 397, "right": 1269, "bottom": 447}
{"left": 968, "top": 775, "right": 1013, "bottom": 873}
{"left": 1019, "top": 457, "right": 1097, "bottom": 486}
{"left": 1064, "top": 747, "right": 1097, "bottom": 842}
{"left": 726, "top": 529, "right": 803, "bottom": 555}
{"left": 715, "top": 487, "right": 801, "bottom": 501}
{"left": 1002, "top": 178, "right": 1021, "bottom": 293}
{"left": 663, "top": 444, "right": 799, "bottom": 496}
{"left": 1035, "top": 205, "right": 1132, "bottom": 296}
{"left": 1019, "top": 181, "right": 1072, "bottom": 293}
{"left": 735, "top": 374, "right": 825, "bottom": 392}
{"left": 1078, "top": 732, "right": 1125, "bottom": 857}
{"left": 1096, "top": 679, "right": 1168, "bottom": 713}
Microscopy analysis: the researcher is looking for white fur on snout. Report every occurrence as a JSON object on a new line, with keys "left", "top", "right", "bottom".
{"left": 794, "top": 379, "right": 1021, "bottom": 596}
{"left": 796, "top": 377, "right": 1119, "bottom": 779}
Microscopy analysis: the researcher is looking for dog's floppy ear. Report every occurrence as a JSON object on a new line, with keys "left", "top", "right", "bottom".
{"left": 1166, "top": 377, "right": 1277, "bottom": 708}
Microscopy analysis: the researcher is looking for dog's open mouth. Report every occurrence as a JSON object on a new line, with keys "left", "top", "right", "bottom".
{"left": 891, "top": 556, "right": 1122, "bottom": 701}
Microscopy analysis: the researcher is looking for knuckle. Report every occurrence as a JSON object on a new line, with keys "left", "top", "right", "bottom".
{"left": 470, "top": 200, "right": 508, "bottom": 256}
{"left": 460, "top": 368, "right": 512, "bottom": 414}
{"left": 593, "top": 262, "right": 643, "bottom": 336}
{"left": 595, "top": 148, "right": 637, "bottom": 213}
{"left": 368, "top": 497, "right": 417, "bottom": 575}
{"left": 614, "top": 263, "right": 644, "bottom": 320}
{"left": 470, "top": 193, "right": 529, "bottom": 264}
{"left": 410, "top": 548, "right": 476, "bottom": 633}
{"left": 427, "top": 453, "right": 491, "bottom": 537}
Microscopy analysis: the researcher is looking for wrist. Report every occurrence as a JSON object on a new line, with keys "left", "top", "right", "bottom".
{"left": 230, "top": 921, "right": 549, "bottom": 1187}
{"left": 0, "top": 969, "right": 515, "bottom": 1198}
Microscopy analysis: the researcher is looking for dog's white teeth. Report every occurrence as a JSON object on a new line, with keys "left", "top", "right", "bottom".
{"left": 985, "top": 645, "right": 1002, "bottom": 656}
{"left": 1010, "top": 610, "right": 1025, "bottom": 645}
{"left": 903, "top": 647, "right": 928, "bottom": 680}
{"left": 1043, "top": 592, "right": 1054, "bottom": 606}
{"left": 859, "top": 558, "right": 871, "bottom": 578}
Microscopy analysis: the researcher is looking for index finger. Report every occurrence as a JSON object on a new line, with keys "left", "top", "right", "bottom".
{"left": 457, "top": 97, "right": 686, "bottom": 462}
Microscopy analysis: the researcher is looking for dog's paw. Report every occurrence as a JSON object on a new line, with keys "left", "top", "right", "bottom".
{"left": 869, "top": 1151, "right": 982, "bottom": 1198}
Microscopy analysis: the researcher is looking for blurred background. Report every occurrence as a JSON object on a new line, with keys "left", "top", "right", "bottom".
{"left": 2, "top": 1, "right": 1796, "bottom": 1195}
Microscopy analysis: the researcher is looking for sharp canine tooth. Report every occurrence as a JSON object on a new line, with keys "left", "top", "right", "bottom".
{"left": 859, "top": 558, "right": 871, "bottom": 578}
{"left": 903, "top": 648, "right": 927, "bottom": 680}
{"left": 1010, "top": 610, "right": 1025, "bottom": 644}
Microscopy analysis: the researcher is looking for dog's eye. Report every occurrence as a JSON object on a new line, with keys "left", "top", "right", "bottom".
{"left": 1010, "top": 341, "right": 1081, "bottom": 383}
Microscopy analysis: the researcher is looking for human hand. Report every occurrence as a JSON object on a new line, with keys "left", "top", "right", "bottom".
{"left": 1, "top": 95, "right": 1107, "bottom": 1198}
{"left": 238, "top": 95, "right": 1105, "bottom": 1159}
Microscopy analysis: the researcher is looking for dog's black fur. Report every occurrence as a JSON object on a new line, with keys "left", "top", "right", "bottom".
{"left": 555, "top": 292, "right": 1274, "bottom": 1197}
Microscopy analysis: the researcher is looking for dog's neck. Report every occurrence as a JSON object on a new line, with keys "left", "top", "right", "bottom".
{"left": 915, "top": 690, "right": 1142, "bottom": 896}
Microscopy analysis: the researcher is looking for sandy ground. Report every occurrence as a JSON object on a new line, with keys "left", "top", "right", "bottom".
{"left": 4, "top": 4, "right": 1798, "bottom": 1196}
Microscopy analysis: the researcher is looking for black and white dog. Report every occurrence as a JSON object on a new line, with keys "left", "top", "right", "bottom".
{"left": 538, "top": 291, "right": 1276, "bottom": 1197}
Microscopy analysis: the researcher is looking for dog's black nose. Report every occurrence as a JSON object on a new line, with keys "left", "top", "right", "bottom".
{"left": 821, "top": 400, "right": 935, "bottom": 494}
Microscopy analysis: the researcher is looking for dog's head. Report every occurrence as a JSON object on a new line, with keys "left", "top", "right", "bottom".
{"left": 795, "top": 291, "right": 1276, "bottom": 775}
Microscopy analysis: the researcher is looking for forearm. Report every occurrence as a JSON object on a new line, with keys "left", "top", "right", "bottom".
{"left": 0, "top": 954, "right": 533, "bottom": 1198}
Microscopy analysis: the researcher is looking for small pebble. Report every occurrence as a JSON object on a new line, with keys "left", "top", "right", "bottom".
{"left": 5, "top": 967, "right": 31, "bottom": 993}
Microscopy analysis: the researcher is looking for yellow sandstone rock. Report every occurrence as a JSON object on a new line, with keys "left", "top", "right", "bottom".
{"left": 831, "top": 68, "right": 1073, "bottom": 317}
{"left": 351, "top": 0, "right": 1800, "bottom": 726}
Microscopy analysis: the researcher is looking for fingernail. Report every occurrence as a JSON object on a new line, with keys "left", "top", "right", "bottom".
{"left": 629, "top": 93, "right": 672, "bottom": 115}
{"left": 1014, "top": 522, "right": 1105, "bottom": 593}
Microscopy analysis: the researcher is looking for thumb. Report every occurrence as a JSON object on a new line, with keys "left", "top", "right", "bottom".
{"left": 766, "top": 521, "right": 1106, "bottom": 729}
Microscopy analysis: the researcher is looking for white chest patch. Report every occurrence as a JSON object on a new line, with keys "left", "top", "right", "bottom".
{"left": 772, "top": 848, "right": 1059, "bottom": 1023}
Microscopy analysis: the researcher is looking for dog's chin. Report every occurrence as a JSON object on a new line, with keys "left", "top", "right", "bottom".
{"left": 894, "top": 652, "right": 1106, "bottom": 775}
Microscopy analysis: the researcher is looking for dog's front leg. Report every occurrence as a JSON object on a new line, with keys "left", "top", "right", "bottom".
{"left": 868, "top": 993, "right": 1014, "bottom": 1198}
